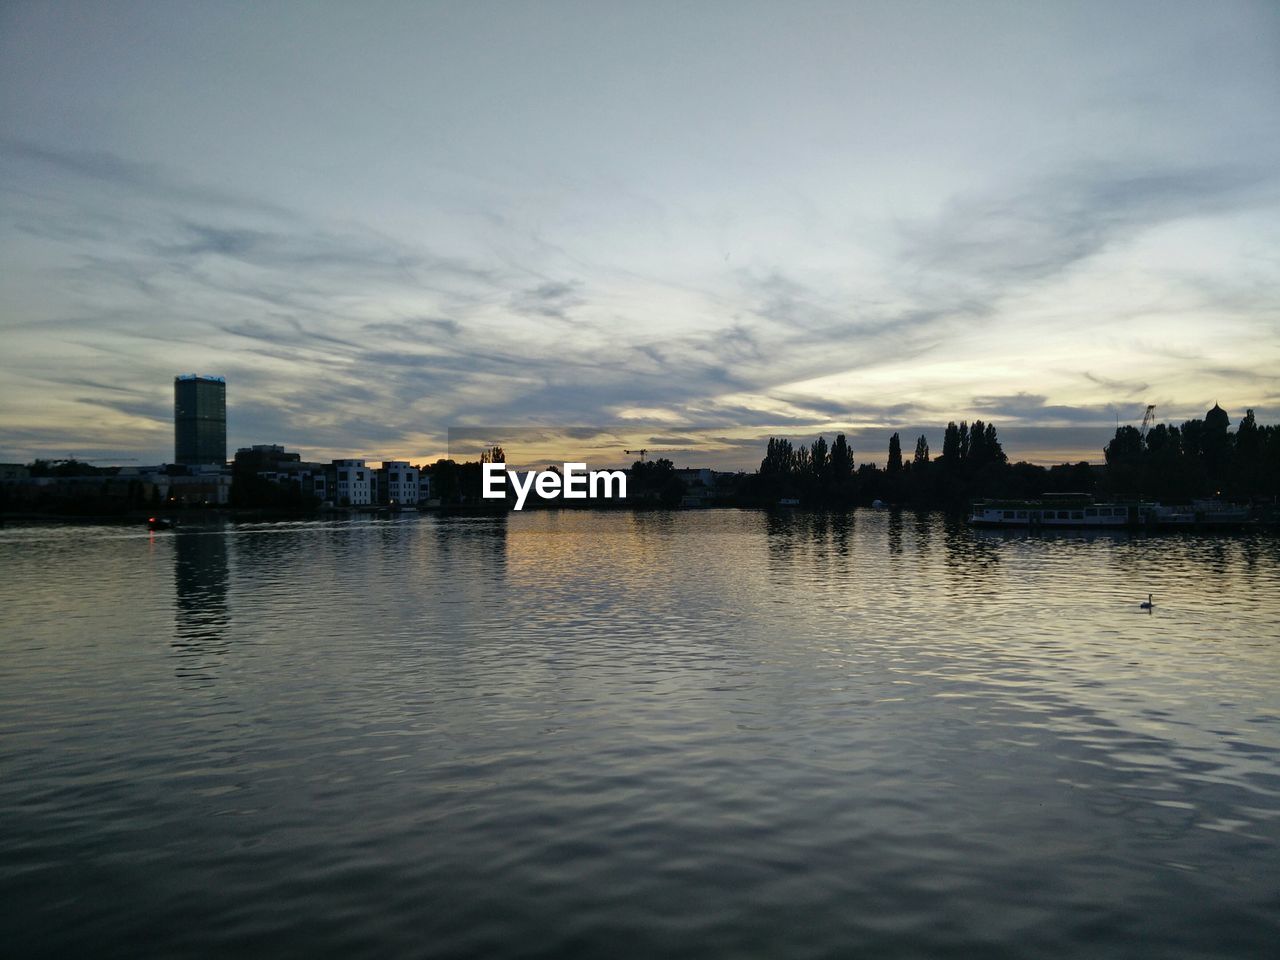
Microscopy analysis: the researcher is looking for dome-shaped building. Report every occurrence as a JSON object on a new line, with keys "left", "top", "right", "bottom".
{"left": 1205, "top": 403, "right": 1230, "bottom": 433}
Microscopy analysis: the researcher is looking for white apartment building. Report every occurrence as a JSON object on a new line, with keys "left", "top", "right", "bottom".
{"left": 332, "top": 459, "right": 374, "bottom": 505}
{"left": 379, "top": 461, "right": 419, "bottom": 505}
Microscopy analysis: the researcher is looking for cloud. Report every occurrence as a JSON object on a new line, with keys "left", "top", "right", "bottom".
{"left": 362, "top": 318, "right": 462, "bottom": 339}
{"left": 901, "top": 162, "right": 1274, "bottom": 292}
{"left": 3, "top": 122, "right": 1278, "bottom": 468}
{"left": 75, "top": 395, "right": 171, "bottom": 422}
{"left": 1, "top": 139, "right": 297, "bottom": 219}
{"left": 509, "top": 280, "right": 586, "bottom": 319}
{"left": 1083, "top": 371, "right": 1150, "bottom": 396}
{"left": 971, "top": 392, "right": 1122, "bottom": 425}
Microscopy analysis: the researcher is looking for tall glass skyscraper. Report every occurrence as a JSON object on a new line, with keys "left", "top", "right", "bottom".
{"left": 174, "top": 375, "right": 226, "bottom": 465}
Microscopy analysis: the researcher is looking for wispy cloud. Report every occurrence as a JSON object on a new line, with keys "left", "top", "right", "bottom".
{"left": 901, "top": 163, "right": 1275, "bottom": 291}
{"left": 2, "top": 1, "right": 1278, "bottom": 466}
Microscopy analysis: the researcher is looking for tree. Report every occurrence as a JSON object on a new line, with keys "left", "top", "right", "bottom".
{"left": 811, "top": 436, "right": 829, "bottom": 482}
{"left": 794, "top": 445, "right": 812, "bottom": 477}
{"left": 968, "top": 421, "right": 1006, "bottom": 468}
{"left": 830, "top": 434, "right": 853, "bottom": 482}
{"left": 983, "top": 423, "right": 1007, "bottom": 465}
{"left": 761, "top": 438, "right": 795, "bottom": 476}
{"left": 887, "top": 432, "right": 902, "bottom": 474}
{"left": 428, "top": 459, "right": 461, "bottom": 503}
{"left": 1104, "top": 426, "right": 1143, "bottom": 467}
{"left": 913, "top": 435, "right": 930, "bottom": 465}
{"left": 631, "top": 458, "right": 684, "bottom": 507}
{"left": 1236, "top": 409, "right": 1261, "bottom": 496}
{"left": 968, "top": 420, "right": 987, "bottom": 465}
{"left": 941, "top": 422, "right": 962, "bottom": 465}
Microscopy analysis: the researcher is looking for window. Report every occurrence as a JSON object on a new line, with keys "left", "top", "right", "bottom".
{"left": 1072, "top": 511, "right": 1084, "bottom": 520}
{"left": 1002, "top": 511, "right": 1014, "bottom": 519}
{"left": 1016, "top": 511, "right": 1027, "bottom": 518}
{"left": 1085, "top": 509, "right": 1097, "bottom": 517}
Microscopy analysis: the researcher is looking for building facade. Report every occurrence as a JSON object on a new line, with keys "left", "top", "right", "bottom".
{"left": 233, "top": 445, "right": 330, "bottom": 503}
{"left": 333, "top": 459, "right": 375, "bottom": 505}
{"left": 378, "top": 461, "right": 420, "bottom": 505}
{"left": 174, "top": 375, "right": 227, "bottom": 466}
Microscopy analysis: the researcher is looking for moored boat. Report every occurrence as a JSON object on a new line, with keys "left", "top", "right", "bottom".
{"left": 1152, "top": 500, "right": 1251, "bottom": 527}
{"left": 969, "top": 494, "right": 1146, "bottom": 528}
{"left": 970, "top": 494, "right": 1254, "bottom": 529}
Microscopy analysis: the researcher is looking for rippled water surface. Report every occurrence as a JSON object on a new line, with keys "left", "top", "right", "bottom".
{"left": 2, "top": 511, "right": 1278, "bottom": 958}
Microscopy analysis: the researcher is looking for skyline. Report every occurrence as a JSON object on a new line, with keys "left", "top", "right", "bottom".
{"left": 2, "top": 2, "right": 1279, "bottom": 470}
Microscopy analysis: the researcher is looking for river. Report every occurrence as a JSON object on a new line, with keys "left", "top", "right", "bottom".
{"left": 2, "top": 511, "right": 1277, "bottom": 958}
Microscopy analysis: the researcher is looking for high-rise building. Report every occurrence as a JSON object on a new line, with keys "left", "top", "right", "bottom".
{"left": 174, "top": 374, "right": 227, "bottom": 465}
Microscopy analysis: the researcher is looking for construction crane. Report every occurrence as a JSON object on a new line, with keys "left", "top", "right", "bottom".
{"left": 624, "top": 448, "right": 683, "bottom": 462}
{"left": 1140, "top": 404, "right": 1156, "bottom": 440}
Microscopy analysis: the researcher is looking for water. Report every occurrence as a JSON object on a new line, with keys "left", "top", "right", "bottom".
{"left": 1, "top": 511, "right": 1278, "bottom": 958}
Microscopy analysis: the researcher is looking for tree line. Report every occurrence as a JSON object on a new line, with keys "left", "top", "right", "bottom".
{"left": 743, "top": 405, "right": 1280, "bottom": 509}
{"left": 1102, "top": 405, "right": 1279, "bottom": 502}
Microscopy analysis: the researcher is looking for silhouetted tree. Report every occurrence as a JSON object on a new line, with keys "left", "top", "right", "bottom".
{"left": 967, "top": 421, "right": 1006, "bottom": 468}
{"left": 1096, "top": 404, "right": 1278, "bottom": 501}
{"left": 631, "top": 458, "right": 684, "bottom": 507}
{"left": 830, "top": 434, "right": 853, "bottom": 482}
{"left": 811, "top": 435, "right": 829, "bottom": 483}
{"left": 887, "top": 433, "right": 902, "bottom": 474}
{"left": 941, "top": 422, "right": 962, "bottom": 466}
{"left": 1104, "top": 425, "right": 1143, "bottom": 467}
{"left": 760, "top": 437, "right": 795, "bottom": 476}
{"left": 1235, "top": 409, "right": 1261, "bottom": 497}
{"left": 913, "top": 435, "right": 930, "bottom": 464}
{"left": 743, "top": 405, "right": 1276, "bottom": 512}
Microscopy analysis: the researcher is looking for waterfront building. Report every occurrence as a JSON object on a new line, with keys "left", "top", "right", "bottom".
{"left": 234, "top": 445, "right": 330, "bottom": 502}
{"left": 165, "top": 469, "right": 233, "bottom": 506}
{"left": 174, "top": 375, "right": 227, "bottom": 466}
{"left": 377, "top": 461, "right": 420, "bottom": 505}
{"left": 332, "top": 459, "right": 375, "bottom": 506}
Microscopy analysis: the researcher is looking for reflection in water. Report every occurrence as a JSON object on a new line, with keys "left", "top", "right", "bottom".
{"left": 912, "top": 509, "right": 933, "bottom": 556}
{"left": 763, "top": 510, "right": 860, "bottom": 595}
{"left": 829, "top": 510, "right": 853, "bottom": 559}
{"left": 943, "top": 514, "right": 1001, "bottom": 589}
{"left": 887, "top": 508, "right": 903, "bottom": 557}
{"left": 428, "top": 515, "right": 508, "bottom": 591}
{"left": 172, "top": 530, "right": 230, "bottom": 685}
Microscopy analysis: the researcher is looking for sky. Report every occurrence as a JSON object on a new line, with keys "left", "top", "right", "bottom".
{"left": 2, "top": 0, "right": 1278, "bottom": 471}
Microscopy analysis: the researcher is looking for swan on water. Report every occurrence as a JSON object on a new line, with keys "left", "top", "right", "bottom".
{"left": 1140, "top": 594, "right": 1154, "bottom": 610}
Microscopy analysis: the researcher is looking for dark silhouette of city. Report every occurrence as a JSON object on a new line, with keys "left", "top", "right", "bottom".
{"left": 4, "top": 404, "right": 1278, "bottom": 518}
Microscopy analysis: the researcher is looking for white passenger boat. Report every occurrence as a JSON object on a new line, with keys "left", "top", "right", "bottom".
{"left": 969, "top": 494, "right": 1143, "bottom": 528}
{"left": 971, "top": 495, "right": 1253, "bottom": 529}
